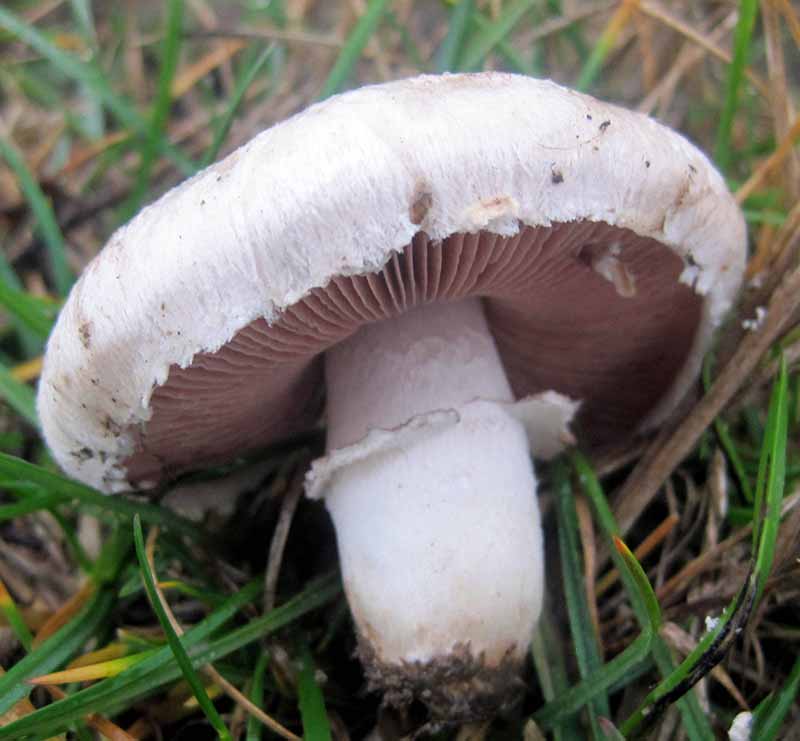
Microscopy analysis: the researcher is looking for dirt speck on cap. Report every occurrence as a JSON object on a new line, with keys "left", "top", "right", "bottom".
{"left": 78, "top": 321, "right": 92, "bottom": 349}
{"left": 102, "top": 415, "right": 122, "bottom": 436}
{"left": 409, "top": 180, "right": 433, "bottom": 225}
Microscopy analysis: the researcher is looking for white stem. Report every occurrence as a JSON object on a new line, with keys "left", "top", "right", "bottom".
{"left": 323, "top": 298, "right": 543, "bottom": 669}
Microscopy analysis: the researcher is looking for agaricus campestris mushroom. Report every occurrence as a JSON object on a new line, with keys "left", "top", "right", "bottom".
{"left": 38, "top": 73, "right": 746, "bottom": 720}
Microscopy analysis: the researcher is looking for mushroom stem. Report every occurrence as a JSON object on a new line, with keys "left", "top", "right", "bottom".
{"left": 319, "top": 297, "right": 543, "bottom": 718}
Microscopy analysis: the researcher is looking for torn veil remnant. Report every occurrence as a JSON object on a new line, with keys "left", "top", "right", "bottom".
{"left": 38, "top": 73, "right": 746, "bottom": 723}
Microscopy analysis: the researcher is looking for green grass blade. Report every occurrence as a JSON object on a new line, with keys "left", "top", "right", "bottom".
{"left": 434, "top": 0, "right": 475, "bottom": 72}
{"left": 123, "top": 0, "right": 184, "bottom": 218}
{"left": 0, "top": 453, "right": 204, "bottom": 541}
{"left": 297, "top": 643, "right": 332, "bottom": 741}
{"left": 535, "top": 488, "right": 660, "bottom": 730}
{"left": 752, "top": 355, "right": 788, "bottom": 600}
{"left": 530, "top": 612, "right": 583, "bottom": 740}
{"left": 0, "top": 491, "right": 63, "bottom": 520}
{"left": 716, "top": 418, "right": 755, "bottom": 502}
{"left": 470, "top": 14, "right": 537, "bottom": 75}
{"left": 574, "top": 23, "right": 617, "bottom": 92}
{"left": 612, "top": 536, "right": 661, "bottom": 630}
{"left": 571, "top": 451, "right": 648, "bottom": 624}
{"left": 91, "top": 524, "right": 134, "bottom": 584}
{"left": 552, "top": 459, "right": 610, "bottom": 729}
{"left": 573, "top": 455, "right": 674, "bottom": 638}
{"left": 571, "top": 452, "right": 715, "bottom": 739}
{"left": 714, "top": 0, "right": 759, "bottom": 170}
{"left": 0, "top": 361, "right": 38, "bottom": 427}
{"left": 202, "top": 44, "right": 276, "bottom": 168}
{"left": 133, "top": 515, "right": 232, "bottom": 740}
{"left": 619, "top": 583, "right": 751, "bottom": 735}
{"left": 0, "top": 253, "right": 52, "bottom": 355}
{"left": 318, "top": 0, "right": 393, "bottom": 99}
{"left": 649, "top": 639, "right": 714, "bottom": 741}
{"left": 620, "top": 360, "right": 789, "bottom": 737}
{"left": 752, "top": 653, "right": 800, "bottom": 740}
{"left": 0, "top": 278, "right": 58, "bottom": 340}
{"left": 68, "top": 0, "right": 103, "bottom": 140}
{"left": 534, "top": 621, "right": 653, "bottom": 730}
{"left": 0, "top": 587, "right": 115, "bottom": 715}
{"left": 0, "top": 6, "right": 195, "bottom": 176}
{"left": 0, "top": 579, "right": 261, "bottom": 738}
{"left": 0, "top": 578, "right": 35, "bottom": 651}
{"left": 246, "top": 652, "right": 270, "bottom": 741}
{"left": 0, "top": 575, "right": 338, "bottom": 739}
{"left": 0, "top": 135, "right": 74, "bottom": 296}
{"left": 457, "top": 0, "right": 535, "bottom": 71}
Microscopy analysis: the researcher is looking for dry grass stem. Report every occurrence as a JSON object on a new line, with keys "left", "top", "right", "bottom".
{"left": 762, "top": 0, "right": 800, "bottom": 200}
{"left": 638, "top": 11, "right": 737, "bottom": 116}
{"left": 638, "top": 0, "right": 769, "bottom": 97}
{"left": 657, "top": 490, "right": 800, "bottom": 604}
{"left": 596, "top": 512, "right": 679, "bottom": 596}
{"left": 777, "top": 0, "right": 800, "bottom": 48}
{"left": 31, "top": 581, "right": 94, "bottom": 648}
{"left": 633, "top": 10, "right": 657, "bottom": 92}
{"left": 576, "top": 494, "right": 602, "bottom": 646}
{"left": 171, "top": 38, "right": 248, "bottom": 98}
{"left": 264, "top": 463, "right": 305, "bottom": 614}
{"left": 704, "top": 448, "right": 728, "bottom": 549}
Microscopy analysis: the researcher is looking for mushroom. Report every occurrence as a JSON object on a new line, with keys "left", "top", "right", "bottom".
{"left": 38, "top": 73, "right": 746, "bottom": 721}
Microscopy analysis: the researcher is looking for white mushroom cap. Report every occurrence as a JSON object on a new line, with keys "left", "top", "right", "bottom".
{"left": 38, "top": 72, "right": 745, "bottom": 492}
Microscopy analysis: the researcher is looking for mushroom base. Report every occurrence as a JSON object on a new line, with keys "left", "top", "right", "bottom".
{"left": 321, "top": 399, "right": 541, "bottom": 720}
{"left": 358, "top": 638, "right": 525, "bottom": 726}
